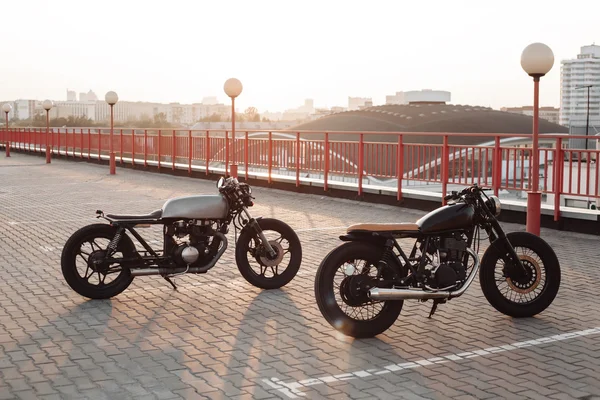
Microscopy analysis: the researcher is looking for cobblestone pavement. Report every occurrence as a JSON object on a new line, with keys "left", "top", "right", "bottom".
{"left": 1, "top": 153, "right": 600, "bottom": 400}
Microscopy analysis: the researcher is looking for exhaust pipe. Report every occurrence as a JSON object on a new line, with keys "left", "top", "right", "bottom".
{"left": 369, "top": 288, "right": 449, "bottom": 301}
{"left": 130, "top": 232, "right": 228, "bottom": 276}
{"left": 369, "top": 248, "right": 480, "bottom": 301}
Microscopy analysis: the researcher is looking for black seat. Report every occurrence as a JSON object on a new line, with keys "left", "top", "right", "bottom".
{"left": 105, "top": 209, "right": 163, "bottom": 221}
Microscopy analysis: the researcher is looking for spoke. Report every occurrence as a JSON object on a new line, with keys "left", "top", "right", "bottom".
{"left": 83, "top": 265, "right": 91, "bottom": 280}
{"left": 270, "top": 265, "right": 278, "bottom": 277}
{"left": 77, "top": 253, "right": 89, "bottom": 264}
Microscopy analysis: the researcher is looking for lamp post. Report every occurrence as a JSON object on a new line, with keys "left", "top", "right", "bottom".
{"left": 2, "top": 103, "right": 12, "bottom": 157}
{"left": 43, "top": 100, "right": 53, "bottom": 163}
{"left": 105, "top": 91, "right": 119, "bottom": 175}
{"left": 521, "top": 42, "right": 554, "bottom": 236}
{"left": 575, "top": 84, "right": 594, "bottom": 150}
{"left": 224, "top": 78, "right": 243, "bottom": 178}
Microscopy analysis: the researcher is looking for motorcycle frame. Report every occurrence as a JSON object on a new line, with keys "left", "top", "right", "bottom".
{"left": 93, "top": 202, "right": 269, "bottom": 275}
{"left": 339, "top": 189, "right": 526, "bottom": 291}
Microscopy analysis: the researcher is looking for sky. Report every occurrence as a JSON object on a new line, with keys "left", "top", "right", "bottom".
{"left": 1, "top": 0, "right": 599, "bottom": 113}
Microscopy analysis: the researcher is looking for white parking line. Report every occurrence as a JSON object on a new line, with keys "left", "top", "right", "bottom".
{"left": 261, "top": 326, "right": 600, "bottom": 398}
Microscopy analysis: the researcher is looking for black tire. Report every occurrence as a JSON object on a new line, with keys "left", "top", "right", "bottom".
{"left": 315, "top": 242, "right": 403, "bottom": 338}
{"left": 479, "top": 231, "right": 561, "bottom": 317}
{"left": 235, "top": 218, "right": 302, "bottom": 289}
{"left": 61, "top": 224, "right": 137, "bottom": 299}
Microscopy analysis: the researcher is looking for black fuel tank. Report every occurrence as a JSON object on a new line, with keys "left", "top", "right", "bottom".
{"left": 416, "top": 204, "right": 475, "bottom": 234}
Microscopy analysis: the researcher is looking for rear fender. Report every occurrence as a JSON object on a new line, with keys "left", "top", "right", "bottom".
{"left": 339, "top": 232, "right": 390, "bottom": 246}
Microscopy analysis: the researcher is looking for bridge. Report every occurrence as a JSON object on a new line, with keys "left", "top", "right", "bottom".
{"left": 1, "top": 127, "right": 600, "bottom": 233}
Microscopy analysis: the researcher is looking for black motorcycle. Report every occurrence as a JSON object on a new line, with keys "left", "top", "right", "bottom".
{"left": 61, "top": 176, "right": 302, "bottom": 299}
{"left": 314, "top": 184, "right": 561, "bottom": 338}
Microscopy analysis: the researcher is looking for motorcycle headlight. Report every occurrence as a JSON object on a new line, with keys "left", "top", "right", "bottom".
{"left": 485, "top": 195, "right": 501, "bottom": 216}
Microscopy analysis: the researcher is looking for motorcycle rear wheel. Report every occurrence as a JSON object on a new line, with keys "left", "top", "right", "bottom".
{"left": 315, "top": 242, "right": 403, "bottom": 338}
{"left": 235, "top": 218, "right": 302, "bottom": 289}
{"left": 61, "top": 224, "right": 137, "bottom": 299}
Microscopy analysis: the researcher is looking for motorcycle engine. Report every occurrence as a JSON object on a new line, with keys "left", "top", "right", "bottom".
{"left": 170, "top": 221, "right": 212, "bottom": 267}
{"left": 425, "top": 235, "right": 468, "bottom": 289}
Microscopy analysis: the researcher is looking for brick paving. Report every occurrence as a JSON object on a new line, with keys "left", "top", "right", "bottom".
{"left": 1, "top": 153, "right": 600, "bottom": 400}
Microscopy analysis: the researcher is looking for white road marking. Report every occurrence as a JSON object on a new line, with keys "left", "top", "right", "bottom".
{"left": 261, "top": 326, "right": 600, "bottom": 398}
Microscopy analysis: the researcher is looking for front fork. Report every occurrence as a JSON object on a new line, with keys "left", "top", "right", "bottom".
{"left": 241, "top": 207, "right": 276, "bottom": 257}
{"left": 485, "top": 222, "right": 527, "bottom": 277}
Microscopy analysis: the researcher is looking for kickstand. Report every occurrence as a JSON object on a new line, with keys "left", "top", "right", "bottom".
{"left": 163, "top": 275, "right": 178, "bottom": 290}
{"left": 428, "top": 299, "right": 445, "bottom": 318}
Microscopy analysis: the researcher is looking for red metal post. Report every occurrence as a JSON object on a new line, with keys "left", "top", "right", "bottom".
{"left": 206, "top": 130, "right": 210, "bottom": 175}
{"left": 109, "top": 106, "right": 116, "bottom": 174}
{"left": 97, "top": 129, "right": 101, "bottom": 161}
{"left": 397, "top": 135, "right": 404, "bottom": 200}
{"left": 188, "top": 130, "right": 192, "bottom": 175}
{"left": 87, "top": 129, "right": 91, "bottom": 160}
{"left": 45, "top": 112, "right": 51, "bottom": 163}
{"left": 230, "top": 97, "right": 238, "bottom": 178}
{"left": 442, "top": 135, "right": 449, "bottom": 204}
{"left": 172, "top": 130, "right": 176, "bottom": 170}
{"left": 268, "top": 132, "right": 273, "bottom": 183}
{"left": 131, "top": 130, "right": 135, "bottom": 166}
{"left": 157, "top": 129, "right": 161, "bottom": 171}
{"left": 245, "top": 131, "right": 249, "bottom": 180}
{"left": 144, "top": 130, "right": 148, "bottom": 167}
{"left": 358, "top": 134, "right": 364, "bottom": 195}
{"left": 526, "top": 77, "right": 541, "bottom": 235}
{"left": 5, "top": 113, "right": 10, "bottom": 157}
{"left": 296, "top": 132, "right": 301, "bottom": 187}
{"left": 554, "top": 138, "right": 563, "bottom": 221}
{"left": 119, "top": 128, "right": 123, "bottom": 164}
{"left": 493, "top": 136, "right": 501, "bottom": 196}
{"left": 324, "top": 132, "right": 329, "bottom": 191}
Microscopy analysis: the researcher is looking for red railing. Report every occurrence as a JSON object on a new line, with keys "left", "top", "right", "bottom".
{"left": 1, "top": 127, "right": 599, "bottom": 221}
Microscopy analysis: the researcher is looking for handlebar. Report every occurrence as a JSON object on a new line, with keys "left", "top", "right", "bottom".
{"left": 444, "top": 184, "right": 483, "bottom": 201}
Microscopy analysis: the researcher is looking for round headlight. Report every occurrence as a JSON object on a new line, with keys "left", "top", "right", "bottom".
{"left": 217, "top": 177, "right": 225, "bottom": 188}
{"left": 486, "top": 195, "right": 502, "bottom": 216}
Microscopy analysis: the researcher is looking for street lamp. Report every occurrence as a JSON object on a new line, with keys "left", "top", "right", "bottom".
{"left": 224, "top": 78, "right": 243, "bottom": 178}
{"left": 43, "top": 100, "right": 53, "bottom": 163}
{"left": 2, "top": 103, "right": 12, "bottom": 157}
{"left": 105, "top": 91, "right": 119, "bottom": 175}
{"left": 575, "top": 84, "right": 594, "bottom": 150}
{"left": 521, "top": 42, "right": 554, "bottom": 236}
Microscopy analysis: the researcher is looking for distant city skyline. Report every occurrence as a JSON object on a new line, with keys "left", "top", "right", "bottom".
{"left": 1, "top": 0, "right": 599, "bottom": 112}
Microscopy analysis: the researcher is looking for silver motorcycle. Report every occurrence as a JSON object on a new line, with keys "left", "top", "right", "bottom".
{"left": 61, "top": 176, "right": 302, "bottom": 299}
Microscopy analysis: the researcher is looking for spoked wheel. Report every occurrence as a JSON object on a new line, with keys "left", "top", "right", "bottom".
{"left": 315, "top": 242, "right": 403, "bottom": 338}
{"left": 61, "top": 224, "right": 137, "bottom": 299}
{"left": 235, "top": 218, "right": 302, "bottom": 289}
{"left": 479, "top": 231, "right": 561, "bottom": 317}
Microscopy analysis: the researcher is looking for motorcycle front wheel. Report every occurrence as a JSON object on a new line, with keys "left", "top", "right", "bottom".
{"left": 479, "top": 231, "right": 561, "bottom": 317}
{"left": 61, "top": 224, "right": 137, "bottom": 299}
{"left": 235, "top": 218, "right": 302, "bottom": 289}
{"left": 314, "top": 242, "right": 403, "bottom": 338}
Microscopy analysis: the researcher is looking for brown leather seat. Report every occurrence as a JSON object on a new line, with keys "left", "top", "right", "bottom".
{"left": 347, "top": 223, "right": 420, "bottom": 233}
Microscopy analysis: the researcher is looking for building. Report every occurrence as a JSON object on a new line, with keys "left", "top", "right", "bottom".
{"left": 66, "top": 90, "right": 77, "bottom": 101}
{"left": 386, "top": 89, "right": 451, "bottom": 105}
{"left": 348, "top": 97, "right": 372, "bottom": 111}
{"left": 51, "top": 101, "right": 96, "bottom": 120}
{"left": 560, "top": 44, "right": 600, "bottom": 127}
{"left": 501, "top": 106, "right": 560, "bottom": 125}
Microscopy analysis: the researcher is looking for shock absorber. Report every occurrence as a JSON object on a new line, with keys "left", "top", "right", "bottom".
{"left": 108, "top": 228, "right": 124, "bottom": 252}
{"left": 377, "top": 239, "right": 396, "bottom": 276}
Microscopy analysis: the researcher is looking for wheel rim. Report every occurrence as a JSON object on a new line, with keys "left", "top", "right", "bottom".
{"left": 73, "top": 236, "right": 128, "bottom": 288}
{"left": 247, "top": 230, "right": 292, "bottom": 279}
{"left": 332, "top": 258, "right": 385, "bottom": 321}
{"left": 495, "top": 247, "right": 547, "bottom": 304}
